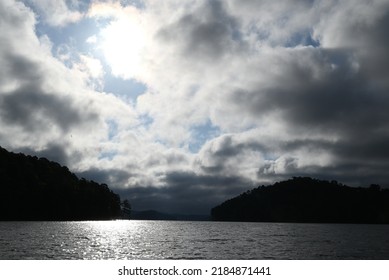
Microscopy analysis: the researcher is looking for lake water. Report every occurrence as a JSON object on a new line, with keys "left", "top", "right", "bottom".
{"left": 0, "top": 220, "right": 388, "bottom": 259}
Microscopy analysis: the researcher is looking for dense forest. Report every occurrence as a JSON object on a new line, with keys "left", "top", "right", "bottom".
{"left": 211, "top": 177, "right": 389, "bottom": 224}
{"left": 0, "top": 146, "right": 127, "bottom": 221}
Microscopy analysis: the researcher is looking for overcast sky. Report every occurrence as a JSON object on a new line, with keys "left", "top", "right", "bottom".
{"left": 1, "top": 0, "right": 389, "bottom": 215}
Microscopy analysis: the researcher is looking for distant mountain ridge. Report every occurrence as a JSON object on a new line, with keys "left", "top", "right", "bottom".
{"left": 0, "top": 146, "right": 122, "bottom": 221}
{"left": 211, "top": 177, "right": 389, "bottom": 224}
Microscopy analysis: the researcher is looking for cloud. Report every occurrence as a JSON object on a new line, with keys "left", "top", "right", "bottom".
{"left": 20, "top": 144, "right": 70, "bottom": 166}
{"left": 117, "top": 170, "right": 252, "bottom": 215}
{"left": 74, "top": 54, "right": 105, "bottom": 90}
{"left": 156, "top": 0, "right": 241, "bottom": 61}
{"left": 0, "top": 84, "right": 93, "bottom": 133}
{"left": 141, "top": 0, "right": 389, "bottom": 185}
{"left": 0, "top": 0, "right": 137, "bottom": 169}
{"left": 26, "top": 0, "right": 84, "bottom": 27}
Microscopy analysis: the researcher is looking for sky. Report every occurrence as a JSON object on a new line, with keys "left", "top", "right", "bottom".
{"left": 1, "top": 0, "right": 389, "bottom": 215}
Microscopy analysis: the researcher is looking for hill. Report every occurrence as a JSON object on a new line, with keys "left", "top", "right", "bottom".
{"left": 211, "top": 177, "right": 389, "bottom": 224}
{"left": 0, "top": 146, "right": 122, "bottom": 221}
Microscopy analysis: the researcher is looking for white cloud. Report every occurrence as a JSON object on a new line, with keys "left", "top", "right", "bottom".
{"left": 312, "top": 0, "right": 389, "bottom": 48}
{"left": 75, "top": 54, "right": 105, "bottom": 90}
{"left": 0, "top": 0, "right": 139, "bottom": 169}
{"left": 86, "top": 35, "right": 98, "bottom": 44}
{"left": 28, "top": 0, "right": 84, "bottom": 26}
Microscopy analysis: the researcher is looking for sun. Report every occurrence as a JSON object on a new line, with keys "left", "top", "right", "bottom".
{"left": 99, "top": 16, "right": 145, "bottom": 79}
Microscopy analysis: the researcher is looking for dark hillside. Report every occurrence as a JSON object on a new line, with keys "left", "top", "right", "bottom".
{"left": 211, "top": 177, "right": 389, "bottom": 224}
{"left": 0, "top": 146, "right": 122, "bottom": 221}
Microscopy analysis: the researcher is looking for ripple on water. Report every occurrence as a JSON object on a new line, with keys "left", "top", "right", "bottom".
{"left": 0, "top": 221, "right": 389, "bottom": 259}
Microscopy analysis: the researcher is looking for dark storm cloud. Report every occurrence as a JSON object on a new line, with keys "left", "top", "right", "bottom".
{"left": 254, "top": 131, "right": 389, "bottom": 187}
{"left": 157, "top": 0, "right": 241, "bottom": 60}
{"left": 0, "top": 84, "right": 91, "bottom": 133}
{"left": 354, "top": 12, "right": 389, "bottom": 83}
{"left": 117, "top": 170, "right": 252, "bottom": 215}
{"left": 1, "top": 52, "right": 43, "bottom": 82}
{"left": 263, "top": 161, "right": 389, "bottom": 188}
{"left": 19, "top": 144, "right": 69, "bottom": 166}
{"left": 164, "top": 170, "right": 250, "bottom": 191}
{"left": 333, "top": 137, "right": 389, "bottom": 162}
{"left": 229, "top": 48, "right": 370, "bottom": 127}
{"left": 228, "top": 42, "right": 389, "bottom": 168}
{"left": 257, "top": 136, "right": 389, "bottom": 187}
{"left": 197, "top": 134, "right": 272, "bottom": 175}
{"left": 77, "top": 167, "right": 134, "bottom": 187}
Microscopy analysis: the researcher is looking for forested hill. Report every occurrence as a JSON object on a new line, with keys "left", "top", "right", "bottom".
{"left": 0, "top": 146, "right": 122, "bottom": 221}
{"left": 211, "top": 177, "right": 389, "bottom": 224}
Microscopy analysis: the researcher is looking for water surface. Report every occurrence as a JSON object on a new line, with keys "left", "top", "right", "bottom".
{"left": 0, "top": 220, "right": 388, "bottom": 259}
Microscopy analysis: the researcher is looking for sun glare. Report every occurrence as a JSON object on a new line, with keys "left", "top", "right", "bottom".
{"left": 100, "top": 17, "right": 145, "bottom": 78}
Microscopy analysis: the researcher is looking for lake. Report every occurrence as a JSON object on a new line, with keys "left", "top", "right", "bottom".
{"left": 0, "top": 220, "right": 388, "bottom": 259}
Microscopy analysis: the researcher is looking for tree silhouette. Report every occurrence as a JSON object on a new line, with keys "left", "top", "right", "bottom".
{"left": 211, "top": 177, "right": 389, "bottom": 224}
{"left": 0, "top": 146, "right": 124, "bottom": 221}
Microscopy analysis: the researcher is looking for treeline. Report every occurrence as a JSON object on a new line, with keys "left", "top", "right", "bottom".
{"left": 0, "top": 146, "right": 125, "bottom": 221}
{"left": 211, "top": 177, "right": 389, "bottom": 224}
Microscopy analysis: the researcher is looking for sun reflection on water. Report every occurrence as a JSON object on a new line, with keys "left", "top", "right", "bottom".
{"left": 2, "top": 221, "right": 389, "bottom": 259}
